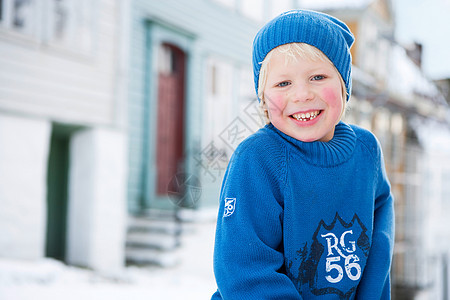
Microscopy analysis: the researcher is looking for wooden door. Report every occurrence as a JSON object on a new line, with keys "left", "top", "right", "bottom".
{"left": 156, "top": 44, "right": 186, "bottom": 195}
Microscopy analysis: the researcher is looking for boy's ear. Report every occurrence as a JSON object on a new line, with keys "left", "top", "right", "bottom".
{"left": 261, "top": 98, "right": 269, "bottom": 111}
{"left": 259, "top": 98, "right": 271, "bottom": 124}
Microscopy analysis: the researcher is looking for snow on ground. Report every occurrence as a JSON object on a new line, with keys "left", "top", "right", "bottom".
{"left": 0, "top": 216, "right": 218, "bottom": 300}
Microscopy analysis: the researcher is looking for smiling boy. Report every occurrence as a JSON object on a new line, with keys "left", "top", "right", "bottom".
{"left": 212, "top": 10, "right": 395, "bottom": 299}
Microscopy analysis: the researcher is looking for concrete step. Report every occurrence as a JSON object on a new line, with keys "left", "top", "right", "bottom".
{"left": 125, "top": 247, "right": 181, "bottom": 268}
{"left": 127, "top": 216, "right": 182, "bottom": 235}
{"left": 125, "top": 212, "right": 184, "bottom": 267}
{"left": 126, "top": 230, "right": 179, "bottom": 250}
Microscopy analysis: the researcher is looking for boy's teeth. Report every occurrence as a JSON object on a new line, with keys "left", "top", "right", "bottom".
{"left": 292, "top": 110, "right": 319, "bottom": 121}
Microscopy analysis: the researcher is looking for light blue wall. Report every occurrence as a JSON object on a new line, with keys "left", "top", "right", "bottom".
{"left": 127, "top": 0, "right": 261, "bottom": 212}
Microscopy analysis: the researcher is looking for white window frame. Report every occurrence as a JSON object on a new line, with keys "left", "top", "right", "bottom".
{"left": 44, "top": 0, "right": 97, "bottom": 55}
{"left": 0, "top": 0, "right": 97, "bottom": 56}
{"left": 0, "top": 0, "right": 41, "bottom": 39}
{"left": 205, "top": 56, "right": 234, "bottom": 149}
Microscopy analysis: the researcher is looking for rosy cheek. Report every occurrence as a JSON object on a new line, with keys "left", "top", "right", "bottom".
{"left": 323, "top": 87, "right": 338, "bottom": 104}
{"left": 322, "top": 87, "right": 344, "bottom": 125}
{"left": 264, "top": 93, "right": 284, "bottom": 113}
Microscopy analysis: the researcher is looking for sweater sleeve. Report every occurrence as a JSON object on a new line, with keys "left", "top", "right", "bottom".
{"left": 212, "top": 137, "right": 302, "bottom": 300}
{"left": 356, "top": 139, "right": 395, "bottom": 299}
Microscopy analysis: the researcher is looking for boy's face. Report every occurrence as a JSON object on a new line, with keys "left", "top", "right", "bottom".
{"left": 263, "top": 50, "right": 344, "bottom": 142}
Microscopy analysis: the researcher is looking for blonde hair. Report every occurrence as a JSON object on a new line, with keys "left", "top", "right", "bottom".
{"left": 258, "top": 43, "right": 347, "bottom": 123}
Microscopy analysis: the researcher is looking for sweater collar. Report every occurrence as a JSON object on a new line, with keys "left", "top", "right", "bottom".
{"left": 267, "top": 122, "right": 356, "bottom": 167}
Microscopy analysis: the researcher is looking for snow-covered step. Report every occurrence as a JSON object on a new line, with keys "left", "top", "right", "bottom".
{"left": 127, "top": 216, "right": 182, "bottom": 235}
{"left": 125, "top": 212, "right": 184, "bottom": 267}
{"left": 125, "top": 247, "right": 181, "bottom": 268}
{"left": 126, "top": 231, "right": 179, "bottom": 251}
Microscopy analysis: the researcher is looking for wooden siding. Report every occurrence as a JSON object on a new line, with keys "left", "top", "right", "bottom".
{"left": 0, "top": 0, "right": 120, "bottom": 126}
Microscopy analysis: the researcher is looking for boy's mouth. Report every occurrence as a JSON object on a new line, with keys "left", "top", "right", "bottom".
{"left": 290, "top": 110, "right": 321, "bottom": 122}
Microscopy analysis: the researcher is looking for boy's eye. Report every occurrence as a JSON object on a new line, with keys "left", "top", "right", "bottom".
{"left": 312, "top": 75, "right": 326, "bottom": 81}
{"left": 277, "top": 81, "right": 290, "bottom": 87}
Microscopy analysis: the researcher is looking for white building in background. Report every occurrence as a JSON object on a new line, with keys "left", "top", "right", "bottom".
{"left": 0, "top": 0, "right": 128, "bottom": 273}
{"left": 387, "top": 44, "right": 450, "bottom": 300}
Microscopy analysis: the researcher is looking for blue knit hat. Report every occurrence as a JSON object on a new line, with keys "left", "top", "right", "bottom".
{"left": 253, "top": 9, "right": 354, "bottom": 101}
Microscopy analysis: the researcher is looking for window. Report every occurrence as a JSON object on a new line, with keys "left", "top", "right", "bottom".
{"left": 158, "top": 44, "right": 178, "bottom": 75}
{"left": 389, "top": 113, "right": 404, "bottom": 169}
{"left": 205, "top": 57, "right": 234, "bottom": 149}
{"left": 46, "top": 0, "right": 95, "bottom": 54}
{"left": 0, "top": 0, "right": 39, "bottom": 36}
{"left": 0, "top": 1, "right": 3, "bottom": 22}
{"left": 12, "top": 0, "right": 35, "bottom": 34}
{"left": 0, "top": 0, "right": 96, "bottom": 55}
{"left": 207, "top": 58, "right": 232, "bottom": 99}
{"left": 49, "top": 0, "right": 73, "bottom": 44}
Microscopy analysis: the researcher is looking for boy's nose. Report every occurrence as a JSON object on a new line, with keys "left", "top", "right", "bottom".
{"left": 292, "top": 84, "right": 314, "bottom": 102}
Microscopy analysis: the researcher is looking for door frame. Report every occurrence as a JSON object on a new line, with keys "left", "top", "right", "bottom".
{"left": 142, "top": 18, "right": 195, "bottom": 210}
{"left": 45, "top": 123, "right": 80, "bottom": 261}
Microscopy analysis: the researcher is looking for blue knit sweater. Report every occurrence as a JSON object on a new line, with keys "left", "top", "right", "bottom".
{"left": 212, "top": 122, "right": 394, "bottom": 299}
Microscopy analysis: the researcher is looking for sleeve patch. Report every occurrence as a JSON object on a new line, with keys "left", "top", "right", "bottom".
{"left": 223, "top": 198, "right": 236, "bottom": 217}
